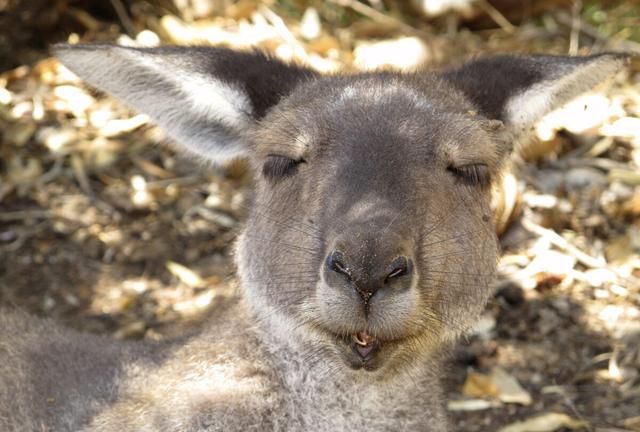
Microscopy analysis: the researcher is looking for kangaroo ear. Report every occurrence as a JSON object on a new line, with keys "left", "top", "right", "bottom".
{"left": 441, "top": 53, "right": 630, "bottom": 134}
{"left": 54, "top": 44, "right": 317, "bottom": 163}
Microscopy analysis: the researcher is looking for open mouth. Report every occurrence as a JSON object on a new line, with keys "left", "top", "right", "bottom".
{"left": 351, "top": 331, "right": 378, "bottom": 360}
{"left": 317, "top": 327, "right": 408, "bottom": 371}
{"left": 330, "top": 330, "right": 398, "bottom": 371}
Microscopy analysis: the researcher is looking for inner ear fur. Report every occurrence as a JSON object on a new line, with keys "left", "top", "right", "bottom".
{"left": 54, "top": 44, "right": 317, "bottom": 164}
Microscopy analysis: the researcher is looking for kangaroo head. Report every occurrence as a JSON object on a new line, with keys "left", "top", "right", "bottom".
{"left": 56, "top": 45, "right": 626, "bottom": 376}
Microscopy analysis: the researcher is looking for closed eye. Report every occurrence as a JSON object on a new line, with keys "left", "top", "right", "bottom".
{"left": 263, "top": 155, "right": 305, "bottom": 181}
{"left": 447, "top": 163, "right": 490, "bottom": 187}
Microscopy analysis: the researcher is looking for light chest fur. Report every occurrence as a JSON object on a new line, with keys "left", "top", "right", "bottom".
{"left": 82, "top": 302, "right": 447, "bottom": 432}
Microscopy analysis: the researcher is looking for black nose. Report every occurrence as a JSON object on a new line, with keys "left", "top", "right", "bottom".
{"left": 325, "top": 250, "right": 413, "bottom": 303}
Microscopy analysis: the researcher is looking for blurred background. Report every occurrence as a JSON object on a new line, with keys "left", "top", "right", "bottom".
{"left": 0, "top": 0, "right": 639, "bottom": 430}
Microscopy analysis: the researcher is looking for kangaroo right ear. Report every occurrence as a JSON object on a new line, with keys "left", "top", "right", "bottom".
{"left": 54, "top": 44, "right": 317, "bottom": 163}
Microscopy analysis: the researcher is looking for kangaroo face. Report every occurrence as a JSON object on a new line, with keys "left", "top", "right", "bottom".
{"left": 56, "top": 45, "right": 627, "bottom": 375}
{"left": 241, "top": 76, "right": 502, "bottom": 371}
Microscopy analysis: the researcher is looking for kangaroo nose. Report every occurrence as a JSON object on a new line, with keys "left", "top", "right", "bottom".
{"left": 325, "top": 250, "right": 413, "bottom": 303}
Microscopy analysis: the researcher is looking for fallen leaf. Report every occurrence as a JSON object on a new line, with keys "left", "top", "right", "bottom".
{"left": 307, "top": 35, "right": 340, "bottom": 55}
{"left": 7, "top": 156, "right": 42, "bottom": 188}
{"left": 469, "top": 314, "right": 496, "bottom": 340}
{"left": 354, "top": 37, "right": 431, "bottom": 71}
{"left": 114, "top": 321, "right": 147, "bottom": 339}
{"left": 166, "top": 261, "right": 205, "bottom": 288}
{"left": 491, "top": 368, "right": 532, "bottom": 405}
{"left": 463, "top": 371, "right": 499, "bottom": 398}
{"left": 623, "top": 416, "right": 640, "bottom": 431}
{"left": 516, "top": 250, "right": 576, "bottom": 290}
{"left": 600, "top": 116, "right": 640, "bottom": 141}
{"left": 498, "top": 413, "right": 587, "bottom": 432}
{"left": 462, "top": 367, "right": 532, "bottom": 405}
{"left": 98, "top": 114, "right": 149, "bottom": 137}
{"left": 173, "top": 290, "right": 216, "bottom": 316}
{"left": 299, "top": 7, "right": 321, "bottom": 40}
{"left": 447, "top": 399, "right": 500, "bottom": 411}
{"left": 605, "top": 236, "right": 634, "bottom": 264}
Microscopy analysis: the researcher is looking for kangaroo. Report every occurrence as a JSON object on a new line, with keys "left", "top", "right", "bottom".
{"left": 0, "top": 45, "right": 628, "bottom": 431}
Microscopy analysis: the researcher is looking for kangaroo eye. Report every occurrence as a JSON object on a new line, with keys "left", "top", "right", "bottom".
{"left": 447, "top": 163, "right": 490, "bottom": 187}
{"left": 263, "top": 155, "right": 304, "bottom": 181}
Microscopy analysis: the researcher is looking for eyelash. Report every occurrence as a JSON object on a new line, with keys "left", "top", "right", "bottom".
{"left": 263, "top": 155, "right": 305, "bottom": 181}
{"left": 447, "top": 164, "right": 490, "bottom": 186}
{"left": 262, "top": 156, "right": 489, "bottom": 186}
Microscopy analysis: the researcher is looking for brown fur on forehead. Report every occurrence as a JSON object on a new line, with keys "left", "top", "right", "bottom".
{"left": 254, "top": 72, "right": 504, "bottom": 168}
{"left": 435, "top": 113, "right": 509, "bottom": 171}
{"left": 283, "top": 72, "right": 478, "bottom": 121}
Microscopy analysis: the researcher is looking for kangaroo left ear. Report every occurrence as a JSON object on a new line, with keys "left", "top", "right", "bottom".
{"left": 441, "top": 53, "right": 630, "bottom": 134}
{"left": 54, "top": 44, "right": 317, "bottom": 164}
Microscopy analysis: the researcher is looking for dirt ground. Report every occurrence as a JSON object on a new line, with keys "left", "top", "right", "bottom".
{"left": 1, "top": 1, "right": 639, "bottom": 431}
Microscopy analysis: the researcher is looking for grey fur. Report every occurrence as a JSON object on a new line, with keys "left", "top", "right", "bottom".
{"left": 0, "top": 45, "right": 628, "bottom": 431}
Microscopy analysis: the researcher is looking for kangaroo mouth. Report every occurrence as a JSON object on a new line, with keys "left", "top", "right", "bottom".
{"left": 332, "top": 330, "right": 398, "bottom": 371}
{"left": 351, "top": 331, "right": 378, "bottom": 360}
{"left": 318, "top": 327, "right": 404, "bottom": 371}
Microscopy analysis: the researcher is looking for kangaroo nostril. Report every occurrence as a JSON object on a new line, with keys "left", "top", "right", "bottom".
{"left": 327, "top": 251, "right": 351, "bottom": 279}
{"left": 385, "top": 256, "right": 412, "bottom": 283}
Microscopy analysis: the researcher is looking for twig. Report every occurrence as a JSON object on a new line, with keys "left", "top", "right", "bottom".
{"left": 475, "top": 0, "right": 516, "bottom": 34}
{"left": 110, "top": 0, "right": 136, "bottom": 37}
{"left": 145, "top": 176, "right": 202, "bottom": 189}
{"left": 555, "top": 10, "right": 640, "bottom": 53}
{"left": 365, "top": 0, "right": 384, "bottom": 11}
{"left": 523, "top": 217, "right": 640, "bottom": 291}
{"left": 71, "top": 154, "right": 93, "bottom": 196}
{"left": 609, "top": 168, "right": 640, "bottom": 186}
{"left": 67, "top": 7, "right": 102, "bottom": 31}
{"left": 0, "top": 230, "right": 26, "bottom": 252}
{"left": 550, "top": 157, "right": 629, "bottom": 172}
{"left": 521, "top": 217, "right": 606, "bottom": 268}
{"left": 327, "top": 0, "right": 431, "bottom": 39}
{"left": 131, "top": 155, "right": 176, "bottom": 180}
{"left": 0, "top": 210, "right": 51, "bottom": 222}
{"left": 258, "top": 6, "right": 305, "bottom": 50}
{"left": 37, "top": 157, "right": 64, "bottom": 184}
{"left": 556, "top": 136, "right": 613, "bottom": 162}
{"left": 569, "top": 0, "right": 582, "bottom": 55}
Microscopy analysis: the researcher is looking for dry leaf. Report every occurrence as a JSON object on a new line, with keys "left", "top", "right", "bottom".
{"left": 515, "top": 250, "right": 576, "bottom": 291}
{"left": 463, "top": 371, "right": 499, "bottom": 398}
{"left": 447, "top": 399, "right": 500, "bottom": 411}
{"left": 307, "top": 35, "right": 340, "bottom": 56}
{"left": 498, "top": 413, "right": 587, "bottom": 432}
{"left": 99, "top": 114, "right": 149, "bottom": 137}
{"left": 491, "top": 368, "right": 532, "bottom": 405}
{"left": 166, "top": 261, "right": 205, "bottom": 288}
{"left": 605, "top": 236, "right": 634, "bottom": 264}
{"left": 354, "top": 37, "right": 431, "bottom": 71}
{"left": 623, "top": 416, "right": 640, "bottom": 431}
{"left": 463, "top": 368, "right": 532, "bottom": 405}
{"left": 5, "top": 122, "right": 36, "bottom": 146}
{"left": 299, "top": 7, "right": 321, "bottom": 41}
{"left": 173, "top": 290, "right": 216, "bottom": 316}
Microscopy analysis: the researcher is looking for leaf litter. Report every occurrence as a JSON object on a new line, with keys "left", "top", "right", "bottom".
{"left": 0, "top": 1, "right": 638, "bottom": 430}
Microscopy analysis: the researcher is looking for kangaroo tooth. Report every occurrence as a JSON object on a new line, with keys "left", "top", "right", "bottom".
{"left": 352, "top": 331, "right": 375, "bottom": 346}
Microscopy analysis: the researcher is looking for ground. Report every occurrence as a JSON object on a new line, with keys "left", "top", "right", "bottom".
{"left": 0, "top": 1, "right": 639, "bottom": 430}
